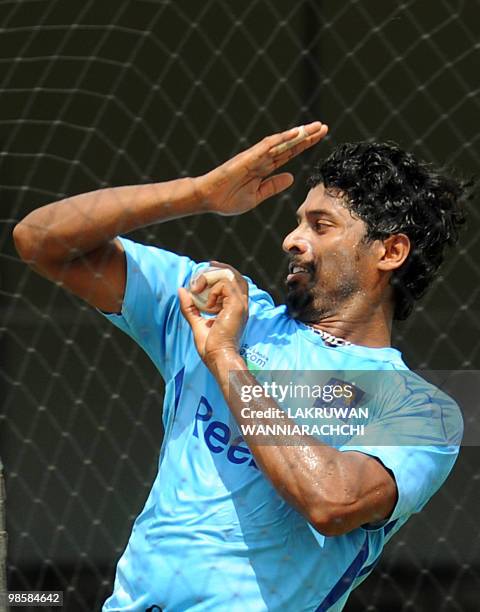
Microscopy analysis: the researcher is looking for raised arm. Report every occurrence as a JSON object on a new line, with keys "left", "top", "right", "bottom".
{"left": 13, "top": 122, "right": 327, "bottom": 313}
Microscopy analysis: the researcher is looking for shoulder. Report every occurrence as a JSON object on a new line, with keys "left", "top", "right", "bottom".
{"left": 340, "top": 368, "right": 463, "bottom": 449}
{"left": 243, "top": 274, "right": 277, "bottom": 312}
{"left": 393, "top": 370, "right": 463, "bottom": 444}
{"left": 118, "top": 236, "right": 198, "bottom": 281}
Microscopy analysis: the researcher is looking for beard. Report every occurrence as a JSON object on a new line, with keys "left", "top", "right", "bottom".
{"left": 285, "top": 272, "right": 361, "bottom": 323}
{"left": 285, "top": 280, "right": 316, "bottom": 321}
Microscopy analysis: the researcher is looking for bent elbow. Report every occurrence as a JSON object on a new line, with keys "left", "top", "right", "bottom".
{"left": 308, "top": 507, "right": 352, "bottom": 537}
{"left": 306, "top": 487, "right": 360, "bottom": 536}
{"left": 13, "top": 220, "right": 60, "bottom": 268}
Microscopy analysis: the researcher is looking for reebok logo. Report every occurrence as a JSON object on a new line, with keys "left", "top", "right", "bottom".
{"left": 193, "top": 395, "right": 258, "bottom": 470}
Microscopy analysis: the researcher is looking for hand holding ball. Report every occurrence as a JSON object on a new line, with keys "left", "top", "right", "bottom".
{"left": 188, "top": 266, "right": 235, "bottom": 312}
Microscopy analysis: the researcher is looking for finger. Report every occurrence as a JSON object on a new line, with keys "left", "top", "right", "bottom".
{"left": 205, "top": 286, "right": 224, "bottom": 310}
{"left": 207, "top": 280, "right": 232, "bottom": 303}
{"left": 271, "top": 123, "right": 329, "bottom": 164}
{"left": 233, "top": 123, "right": 324, "bottom": 182}
{"left": 269, "top": 125, "right": 308, "bottom": 156}
{"left": 189, "top": 267, "right": 230, "bottom": 300}
{"left": 246, "top": 121, "right": 323, "bottom": 168}
{"left": 208, "top": 261, "right": 243, "bottom": 279}
{"left": 202, "top": 284, "right": 224, "bottom": 313}
{"left": 206, "top": 280, "right": 248, "bottom": 313}
{"left": 178, "top": 287, "right": 207, "bottom": 332}
{"left": 202, "top": 268, "right": 235, "bottom": 286}
{"left": 208, "top": 262, "right": 248, "bottom": 293}
{"left": 268, "top": 121, "right": 325, "bottom": 156}
{"left": 208, "top": 260, "right": 236, "bottom": 271}
{"left": 189, "top": 272, "right": 208, "bottom": 294}
{"left": 257, "top": 172, "right": 294, "bottom": 203}
{"left": 203, "top": 300, "right": 223, "bottom": 315}
{"left": 264, "top": 121, "right": 323, "bottom": 151}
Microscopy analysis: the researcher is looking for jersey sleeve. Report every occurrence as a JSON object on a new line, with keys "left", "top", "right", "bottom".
{"left": 243, "top": 274, "right": 276, "bottom": 313}
{"left": 338, "top": 379, "right": 463, "bottom": 529}
{"left": 99, "top": 236, "right": 201, "bottom": 380}
{"left": 99, "top": 238, "right": 276, "bottom": 381}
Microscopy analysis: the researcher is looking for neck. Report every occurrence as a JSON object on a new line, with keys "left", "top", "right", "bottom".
{"left": 308, "top": 300, "right": 393, "bottom": 348}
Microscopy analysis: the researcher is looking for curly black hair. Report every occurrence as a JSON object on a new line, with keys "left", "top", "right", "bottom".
{"left": 307, "top": 141, "right": 471, "bottom": 320}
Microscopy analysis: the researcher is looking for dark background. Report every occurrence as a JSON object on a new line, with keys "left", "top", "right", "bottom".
{"left": 1, "top": 1, "right": 479, "bottom": 610}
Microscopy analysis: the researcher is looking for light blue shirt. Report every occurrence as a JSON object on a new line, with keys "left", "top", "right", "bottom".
{"left": 101, "top": 237, "right": 462, "bottom": 612}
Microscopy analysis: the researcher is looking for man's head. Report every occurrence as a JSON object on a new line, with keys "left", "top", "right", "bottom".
{"left": 283, "top": 141, "right": 469, "bottom": 322}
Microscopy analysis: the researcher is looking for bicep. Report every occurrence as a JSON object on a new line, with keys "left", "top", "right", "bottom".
{"left": 33, "top": 238, "right": 127, "bottom": 313}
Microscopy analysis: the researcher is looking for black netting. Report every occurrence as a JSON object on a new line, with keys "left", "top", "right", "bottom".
{"left": 1, "top": 1, "right": 479, "bottom": 610}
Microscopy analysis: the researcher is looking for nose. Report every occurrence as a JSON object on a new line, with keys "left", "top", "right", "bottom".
{"left": 282, "top": 227, "right": 310, "bottom": 255}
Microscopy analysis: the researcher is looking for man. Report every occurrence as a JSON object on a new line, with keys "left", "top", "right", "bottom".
{"left": 13, "top": 121, "right": 467, "bottom": 611}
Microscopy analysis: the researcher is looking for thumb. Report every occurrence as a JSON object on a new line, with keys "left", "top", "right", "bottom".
{"left": 257, "top": 172, "right": 294, "bottom": 203}
{"left": 178, "top": 288, "right": 211, "bottom": 356}
{"left": 178, "top": 287, "right": 202, "bottom": 327}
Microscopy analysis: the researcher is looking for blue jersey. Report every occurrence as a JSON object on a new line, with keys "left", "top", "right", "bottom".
{"left": 101, "top": 238, "right": 462, "bottom": 612}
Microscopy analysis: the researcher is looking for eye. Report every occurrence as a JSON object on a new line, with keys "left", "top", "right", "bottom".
{"left": 315, "top": 220, "right": 330, "bottom": 232}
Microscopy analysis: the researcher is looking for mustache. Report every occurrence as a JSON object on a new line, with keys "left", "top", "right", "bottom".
{"left": 287, "top": 258, "right": 316, "bottom": 275}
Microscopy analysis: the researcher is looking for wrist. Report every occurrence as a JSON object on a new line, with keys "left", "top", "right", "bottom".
{"left": 206, "top": 347, "right": 246, "bottom": 376}
{"left": 191, "top": 175, "right": 218, "bottom": 214}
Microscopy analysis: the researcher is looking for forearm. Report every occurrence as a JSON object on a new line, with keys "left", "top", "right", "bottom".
{"left": 209, "top": 350, "right": 352, "bottom": 531}
{"left": 13, "top": 121, "right": 327, "bottom": 263}
{"left": 13, "top": 177, "right": 207, "bottom": 263}
{"left": 179, "top": 251, "right": 395, "bottom": 535}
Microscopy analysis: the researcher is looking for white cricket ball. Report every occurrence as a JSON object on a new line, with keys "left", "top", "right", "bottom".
{"left": 188, "top": 266, "right": 235, "bottom": 311}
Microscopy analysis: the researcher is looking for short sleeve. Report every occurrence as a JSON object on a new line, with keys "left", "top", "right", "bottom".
{"left": 338, "top": 382, "right": 463, "bottom": 527}
{"left": 99, "top": 236, "right": 199, "bottom": 380}
{"left": 341, "top": 443, "right": 460, "bottom": 527}
{"left": 243, "top": 274, "right": 276, "bottom": 312}
{"left": 99, "top": 239, "right": 275, "bottom": 380}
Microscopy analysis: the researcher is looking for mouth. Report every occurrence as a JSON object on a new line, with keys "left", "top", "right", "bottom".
{"left": 286, "top": 261, "right": 313, "bottom": 284}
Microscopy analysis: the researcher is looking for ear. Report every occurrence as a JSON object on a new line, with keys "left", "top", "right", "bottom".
{"left": 377, "top": 234, "right": 411, "bottom": 272}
